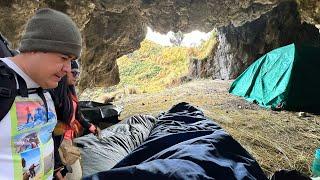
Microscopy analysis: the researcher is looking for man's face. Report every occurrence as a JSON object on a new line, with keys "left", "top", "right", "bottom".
{"left": 28, "top": 52, "right": 75, "bottom": 89}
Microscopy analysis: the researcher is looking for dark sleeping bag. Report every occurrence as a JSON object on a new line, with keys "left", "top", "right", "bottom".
{"left": 83, "top": 102, "right": 268, "bottom": 180}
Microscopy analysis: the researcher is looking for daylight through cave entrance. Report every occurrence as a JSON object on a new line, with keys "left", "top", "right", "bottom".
{"left": 115, "top": 27, "right": 215, "bottom": 94}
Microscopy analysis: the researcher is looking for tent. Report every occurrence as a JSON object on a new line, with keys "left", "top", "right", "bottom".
{"left": 229, "top": 43, "right": 320, "bottom": 112}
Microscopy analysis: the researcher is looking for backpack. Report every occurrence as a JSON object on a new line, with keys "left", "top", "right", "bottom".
{"left": 0, "top": 33, "right": 15, "bottom": 57}
{"left": 0, "top": 33, "right": 49, "bottom": 121}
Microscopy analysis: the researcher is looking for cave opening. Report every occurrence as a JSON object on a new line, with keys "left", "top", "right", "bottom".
{"left": 79, "top": 27, "right": 216, "bottom": 101}
{"left": 115, "top": 27, "right": 215, "bottom": 94}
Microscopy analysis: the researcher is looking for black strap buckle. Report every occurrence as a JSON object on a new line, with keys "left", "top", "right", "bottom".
{"left": 0, "top": 87, "right": 12, "bottom": 98}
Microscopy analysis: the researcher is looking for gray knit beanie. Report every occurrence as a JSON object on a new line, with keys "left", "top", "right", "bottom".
{"left": 19, "top": 8, "right": 82, "bottom": 58}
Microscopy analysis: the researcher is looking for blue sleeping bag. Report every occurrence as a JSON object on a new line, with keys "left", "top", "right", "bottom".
{"left": 84, "top": 102, "right": 268, "bottom": 180}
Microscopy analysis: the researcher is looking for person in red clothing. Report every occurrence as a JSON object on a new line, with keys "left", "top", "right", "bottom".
{"left": 25, "top": 106, "right": 33, "bottom": 123}
{"left": 50, "top": 60, "right": 99, "bottom": 180}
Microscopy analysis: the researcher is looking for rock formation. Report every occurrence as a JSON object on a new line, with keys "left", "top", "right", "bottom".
{"left": 189, "top": 1, "right": 320, "bottom": 79}
{"left": 0, "top": 0, "right": 319, "bottom": 90}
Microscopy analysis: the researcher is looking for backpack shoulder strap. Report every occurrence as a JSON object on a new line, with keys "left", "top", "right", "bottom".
{"left": 0, "top": 33, "right": 29, "bottom": 122}
{"left": 0, "top": 60, "right": 51, "bottom": 124}
{"left": 0, "top": 60, "right": 36, "bottom": 122}
{"left": 0, "top": 33, "right": 14, "bottom": 57}
{"left": 0, "top": 60, "right": 18, "bottom": 121}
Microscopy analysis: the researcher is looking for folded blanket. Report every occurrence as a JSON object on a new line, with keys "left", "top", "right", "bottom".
{"left": 83, "top": 102, "right": 268, "bottom": 180}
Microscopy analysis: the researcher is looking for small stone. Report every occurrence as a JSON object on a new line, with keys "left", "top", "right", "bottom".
{"left": 226, "top": 111, "right": 229, "bottom": 113}
{"left": 142, "top": 103, "right": 145, "bottom": 106}
{"left": 298, "top": 112, "right": 306, "bottom": 117}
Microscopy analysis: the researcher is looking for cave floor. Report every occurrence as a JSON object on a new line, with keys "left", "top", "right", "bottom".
{"left": 85, "top": 79, "right": 320, "bottom": 176}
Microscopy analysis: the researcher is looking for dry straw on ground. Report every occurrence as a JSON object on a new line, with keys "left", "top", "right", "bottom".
{"left": 81, "top": 79, "right": 320, "bottom": 177}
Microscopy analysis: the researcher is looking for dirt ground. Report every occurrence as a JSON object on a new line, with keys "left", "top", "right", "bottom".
{"left": 81, "top": 79, "right": 320, "bottom": 177}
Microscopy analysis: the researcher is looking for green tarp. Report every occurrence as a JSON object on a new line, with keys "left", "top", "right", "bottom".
{"left": 229, "top": 43, "right": 320, "bottom": 112}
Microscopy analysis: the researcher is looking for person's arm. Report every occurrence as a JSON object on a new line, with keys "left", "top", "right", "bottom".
{"left": 76, "top": 108, "right": 99, "bottom": 135}
{"left": 75, "top": 110, "right": 91, "bottom": 129}
{"left": 53, "top": 135, "right": 64, "bottom": 168}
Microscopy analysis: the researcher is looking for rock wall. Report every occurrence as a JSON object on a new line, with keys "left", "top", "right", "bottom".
{"left": 189, "top": 1, "right": 320, "bottom": 80}
{"left": 0, "top": 0, "right": 319, "bottom": 90}
{"left": 80, "top": 3, "right": 146, "bottom": 88}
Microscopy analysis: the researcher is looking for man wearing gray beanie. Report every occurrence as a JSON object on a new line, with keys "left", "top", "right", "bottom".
{"left": 0, "top": 8, "right": 82, "bottom": 180}
{"left": 19, "top": 8, "right": 82, "bottom": 58}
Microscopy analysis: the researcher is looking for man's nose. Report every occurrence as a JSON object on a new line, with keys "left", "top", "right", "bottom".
{"left": 62, "top": 61, "right": 71, "bottom": 73}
